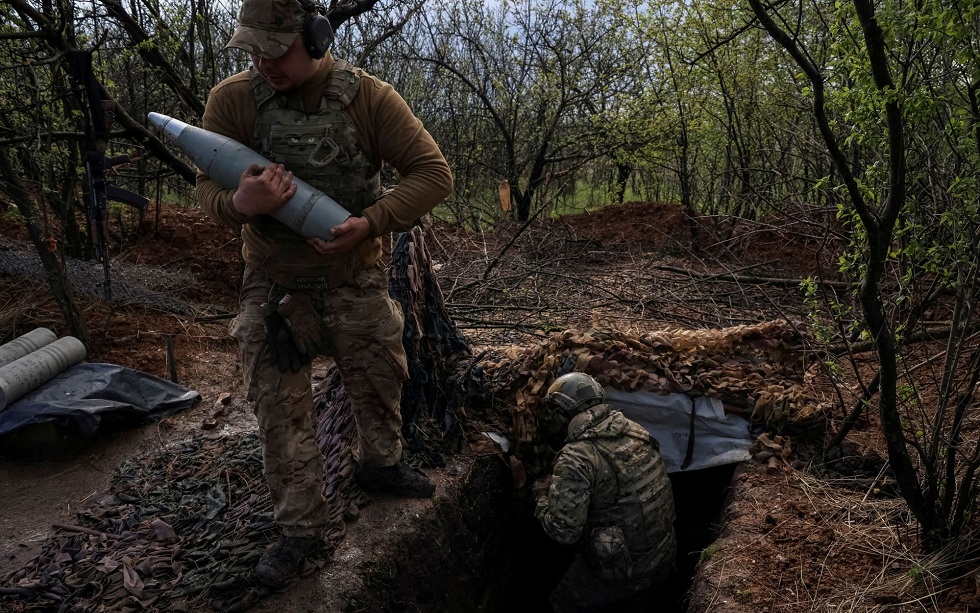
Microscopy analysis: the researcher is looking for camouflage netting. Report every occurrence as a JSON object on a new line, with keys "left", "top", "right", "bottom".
{"left": 1, "top": 434, "right": 284, "bottom": 612}
{"left": 0, "top": 394, "right": 353, "bottom": 613}
{"left": 312, "top": 223, "right": 475, "bottom": 525}
{"left": 479, "top": 320, "right": 828, "bottom": 455}
{"left": 0, "top": 224, "right": 476, "bottom": 612}
{"left": 387, "top": 224, "right": 474, "bottom": 464}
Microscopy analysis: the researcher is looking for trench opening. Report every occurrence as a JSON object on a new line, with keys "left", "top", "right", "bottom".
{"left": 483, "top": 462, "right": 738, "bottom": 612}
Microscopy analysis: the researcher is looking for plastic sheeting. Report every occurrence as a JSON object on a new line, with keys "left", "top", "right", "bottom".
{"left": 604, "top": 388, "right": 754, "bottom": 473}
{"left": 0, "top": 362, "right": 200, "bottom": 439}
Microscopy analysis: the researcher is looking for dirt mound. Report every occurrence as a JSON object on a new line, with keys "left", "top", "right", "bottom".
{"left": 559, "top": 201, "right": 691, "bottom": 249}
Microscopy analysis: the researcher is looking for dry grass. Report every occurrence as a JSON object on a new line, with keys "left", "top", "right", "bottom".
{"left": 695, "top": 463, "right": 980, "bottom": 613}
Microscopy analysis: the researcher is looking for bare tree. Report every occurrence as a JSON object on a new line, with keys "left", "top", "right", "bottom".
{"left": 407, "top": 0, "right": 638, "bottom": 223}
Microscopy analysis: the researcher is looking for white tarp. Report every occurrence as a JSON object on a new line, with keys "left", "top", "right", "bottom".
{"left": 604, "top": 388, "right": 753, "bottom": 473}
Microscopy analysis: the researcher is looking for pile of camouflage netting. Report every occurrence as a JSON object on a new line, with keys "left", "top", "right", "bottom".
{"left": 0, "top": 392, "right": 359, "bottom": 613}
{"left": 388, "top": 225, "right": 476, "bottom": 464}
{"left": 0, "top": 224, "right": 474, "bottom": 613}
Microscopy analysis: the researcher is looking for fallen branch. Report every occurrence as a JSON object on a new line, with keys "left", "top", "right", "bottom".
{"left": 653, "top": 264, "right": 850, "bottom": 290}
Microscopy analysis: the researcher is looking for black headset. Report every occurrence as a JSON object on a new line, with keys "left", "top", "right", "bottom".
{"left": 296, "top": 0, "right": 334, "bottom": 59}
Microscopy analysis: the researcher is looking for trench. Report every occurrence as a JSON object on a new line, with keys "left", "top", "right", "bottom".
{"left": 365, "top": 457, "right": 740, "bottom": 613}
{"left": 493, "top": 463, "right": 738, "bottom": 612}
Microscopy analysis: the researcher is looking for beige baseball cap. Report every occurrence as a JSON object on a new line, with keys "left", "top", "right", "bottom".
{"left": 225, "top": 0, "right": 308, "bottom": 59}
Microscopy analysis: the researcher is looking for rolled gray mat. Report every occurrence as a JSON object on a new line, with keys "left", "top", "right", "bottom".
{"left": 0, "top": 327, "right": 58, "bottom": 369}
{"left": 0, "top": 336, "right": 87, "bottom": 410}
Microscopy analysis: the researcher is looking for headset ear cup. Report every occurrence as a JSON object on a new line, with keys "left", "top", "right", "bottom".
{"left": 303, "top": 12, "right": 334, "bottom": 59}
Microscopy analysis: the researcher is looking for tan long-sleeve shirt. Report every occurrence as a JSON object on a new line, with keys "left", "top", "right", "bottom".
{"left": 196, "top": 53, "right": 453, "bottom": 268}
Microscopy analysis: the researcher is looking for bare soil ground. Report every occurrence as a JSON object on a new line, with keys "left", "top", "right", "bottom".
{"left": 2, "top": 199, "right": 977, "bottom": 612}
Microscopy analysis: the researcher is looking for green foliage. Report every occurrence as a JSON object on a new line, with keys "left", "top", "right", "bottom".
{"left": 907, "top": 563, "right": 926, "bottom": 583}
{"left": 897, "top": 383, "right": 921, "bottom": 404}
{"left": 749, "top": 0, "right": 980, "bottom": 556}
{"left": 1, "top": 203, "right": 24, "bottom": 224}
{"left": 2, "top": 0, "right": 980, "bottom": 559}
{"left": 802, "top": 277, "right": 834, "bottom": 343}
{"left": 699, "top": 543, "right": 722, "bottom": 562}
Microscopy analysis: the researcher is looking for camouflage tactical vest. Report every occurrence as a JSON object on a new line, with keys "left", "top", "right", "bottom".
{"left": 578, "top": 416, "right": 675, "bottom": 573}
{"left": 247, "top": 60, "right": 382, "bottom": 291}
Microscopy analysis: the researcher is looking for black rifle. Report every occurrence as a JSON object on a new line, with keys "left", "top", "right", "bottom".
{"left": 68, "top": 51, "right": 150, "bottom": 300}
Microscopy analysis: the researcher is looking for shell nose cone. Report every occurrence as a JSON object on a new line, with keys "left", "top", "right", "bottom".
{"left": 147, "top": 112, "right": 169, "bottom": 131}
{"left": 147, "top": 112, "right": 187, "bottom": 142}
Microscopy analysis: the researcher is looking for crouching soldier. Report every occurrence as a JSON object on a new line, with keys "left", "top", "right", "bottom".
{"left": 533, "top": 372, "right": 677, "bottom": 613}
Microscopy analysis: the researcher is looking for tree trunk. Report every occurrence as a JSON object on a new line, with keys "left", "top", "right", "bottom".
{"left": 614, "top": 161, "right": 631, "bottom": 204}
{"left": 0, "top": 148, "right": 90, "bottom": 346}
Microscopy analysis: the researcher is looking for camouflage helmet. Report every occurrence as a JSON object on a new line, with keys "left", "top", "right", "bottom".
{"left": 546, "top": 372, "right": 604, "bottom": 417}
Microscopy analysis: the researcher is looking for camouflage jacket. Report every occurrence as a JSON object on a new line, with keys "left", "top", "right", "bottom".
{"left": 534, "top": 403, "right": 676, "bottom": 578}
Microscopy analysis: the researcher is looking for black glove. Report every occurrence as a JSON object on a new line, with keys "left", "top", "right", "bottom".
{"left": 277, "top": 292, "right": 332, "bottom": 357}
{"left": 264, "top": 310, "right": 310, "bottom": 373}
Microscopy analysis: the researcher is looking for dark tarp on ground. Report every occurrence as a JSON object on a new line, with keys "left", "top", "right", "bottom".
{"left": 0, "top": 362, "right": 200, "bottom": 440}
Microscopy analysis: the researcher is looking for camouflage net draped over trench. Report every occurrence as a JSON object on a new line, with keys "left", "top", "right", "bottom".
{"left": 0, "top": 225, "right": 473, "bottom": 613}
{"left": 479, "top": 319, "right": 828, "bottom": 473}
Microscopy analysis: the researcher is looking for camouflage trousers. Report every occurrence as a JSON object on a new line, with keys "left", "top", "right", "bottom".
{"left": 230, "top": 265, "right": 409, "bottom": 537}
{"left": 549, "top": 552, "right": 675, "bottom": 613}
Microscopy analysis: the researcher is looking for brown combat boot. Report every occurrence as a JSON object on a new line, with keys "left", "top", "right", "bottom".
{"left": 255, "top": 535, "right": 318, "bottom": 588}
{"left": 358, "top": 462, "right": 436, "bottom": 498}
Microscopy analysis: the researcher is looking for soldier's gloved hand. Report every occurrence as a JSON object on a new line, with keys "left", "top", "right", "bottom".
{"left": 532, "top": 475, "right": 553, "bottom": 495}
{"left": 276, "top": 292, "right": 331, "bottom": 357}
{"left": 263, "top": 309, "right": 310, "bottom": 373}
{"left": 531, "top": 477, "right": 552, "bottom": 518}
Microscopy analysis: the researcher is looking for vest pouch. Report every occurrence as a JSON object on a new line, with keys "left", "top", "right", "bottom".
{"left": 251, "top": 63, "right": 381, "bottom": 219}
{"left": 268, "top": 124, "right": 348, "bottom": 168}
{"left": 588, "top": 526, "right": 634, "bottom": 580}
